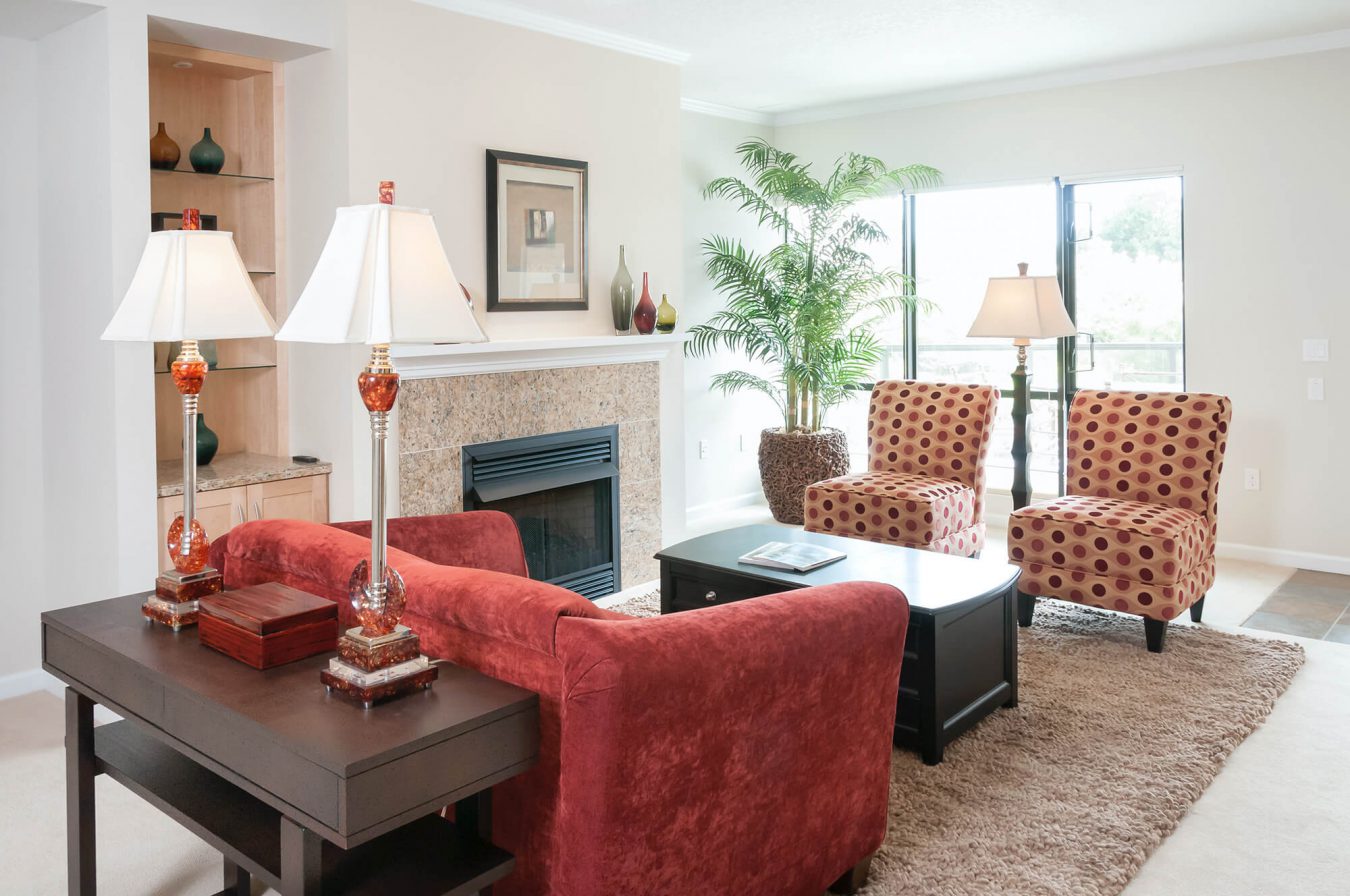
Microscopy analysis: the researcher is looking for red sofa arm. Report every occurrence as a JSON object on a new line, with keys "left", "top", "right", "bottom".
{"left": 552, "top": 582, "right": 909, "bottom": 896}
{"left": 329, "top": 511, "right": 529, "bottom": 577}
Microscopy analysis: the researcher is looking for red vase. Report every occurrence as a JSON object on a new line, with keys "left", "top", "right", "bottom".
{"left": 633, "top": 272, "right": 657, "bottom": 335}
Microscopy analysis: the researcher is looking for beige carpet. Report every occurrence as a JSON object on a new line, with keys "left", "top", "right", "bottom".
{"left": 612, "top": 592, "right": 1305, "bottom": 896}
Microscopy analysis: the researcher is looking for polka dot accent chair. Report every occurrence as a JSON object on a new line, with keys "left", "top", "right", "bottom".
{"left": 803, "top": 381, "right": 1000, "bottom": 557}
{"left": 1009, "top": 390, "right": 1232, "bottom": 653}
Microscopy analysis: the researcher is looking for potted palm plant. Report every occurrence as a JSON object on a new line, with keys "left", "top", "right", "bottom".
{"left": 687, "top": 139, "right": 939, "bottom": 523}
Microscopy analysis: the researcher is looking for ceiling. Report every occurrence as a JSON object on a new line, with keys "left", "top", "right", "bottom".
{"left": 427, "top": 0, "right": 1350, "bottom": 120}
{"left": 0, "top": 0, "right": 102, "bottom": 41}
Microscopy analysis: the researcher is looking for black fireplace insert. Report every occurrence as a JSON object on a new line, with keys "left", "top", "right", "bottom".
{"left": 461, "top": 426, "right": 620, "bottom": 599}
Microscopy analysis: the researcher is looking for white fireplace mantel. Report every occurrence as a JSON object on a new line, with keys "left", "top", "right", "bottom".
{"left": 391, "top": 333, "right": 687, "bottom": 379}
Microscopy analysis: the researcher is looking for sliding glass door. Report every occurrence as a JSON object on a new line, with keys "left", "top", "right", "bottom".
{"left": 1062, "top": 177, "right": 1185, "bottom": 394}
{"left": 911, "top": 183, "right": 1062, "bottom": 496}
{"left": 846, "top": 174, "right": 1186, "bottom": 499}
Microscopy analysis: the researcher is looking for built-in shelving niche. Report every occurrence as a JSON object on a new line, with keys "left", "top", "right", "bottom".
{"left": 148, "top": 40, "right": 288, "bottom": 461}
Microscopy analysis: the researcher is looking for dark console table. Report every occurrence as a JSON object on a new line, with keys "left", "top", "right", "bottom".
{"left": 657, "top": 525, "right": 1020, "bottom": 765}
{"left": 42, "top": 593, "right": 539, "bottom": 895}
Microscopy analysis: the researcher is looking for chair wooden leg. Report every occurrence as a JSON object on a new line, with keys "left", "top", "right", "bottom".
{"left": 1189, "top": 596, "right": 1206, "bottom": 624}
{"left": 829, "top": 853, "right": 873, "bottom": 894}
{"left": 1017, "top": 592, "right": 1036, "bottom": 627}
{"left": 1144, "top": 617, "right": 1168, "bottom": 653}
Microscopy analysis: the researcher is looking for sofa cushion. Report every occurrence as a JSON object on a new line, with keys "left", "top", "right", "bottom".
{"left": 805, "top": 471, "right": 977, "bottom": 545}
{"left": 1008, "top": 495, "right": 1208, "bottom": 585}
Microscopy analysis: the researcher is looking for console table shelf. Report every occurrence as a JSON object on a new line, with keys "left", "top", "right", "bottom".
{"left": 95, "top": 721, "right": 513, "bottom": 895}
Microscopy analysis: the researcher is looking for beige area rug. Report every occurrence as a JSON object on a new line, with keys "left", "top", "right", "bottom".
{"left": 611, "top": 592, "right": 1305, "bottom": 896}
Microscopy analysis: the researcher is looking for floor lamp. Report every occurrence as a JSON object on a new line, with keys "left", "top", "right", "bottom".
{"left": 277, "top": 182, "right": 487, "bottom": 707}
{"left": 968, "top": 263, "right": 1076, "bottom": 510}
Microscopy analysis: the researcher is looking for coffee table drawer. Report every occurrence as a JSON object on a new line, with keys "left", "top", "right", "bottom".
{"left": 666, "top": 569, "right": 779, "bottom": 612}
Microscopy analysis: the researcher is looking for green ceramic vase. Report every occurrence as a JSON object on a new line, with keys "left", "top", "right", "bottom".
{"left": 195, "top": 414, "right": 219, "bottom": 466}
{"left": 655, "top": 294, "right": 677, "bottom": 334}
{"left": 189, "top": 127, "right": 225, "bottom": 174}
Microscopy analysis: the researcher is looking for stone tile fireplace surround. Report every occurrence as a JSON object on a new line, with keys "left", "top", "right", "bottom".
{"left": 392, "top": 337, "right": 684, "bottom": 589}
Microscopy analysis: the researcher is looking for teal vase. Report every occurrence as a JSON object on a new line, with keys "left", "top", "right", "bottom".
{"left": 196, "top": 414, "right": 219, "bottom": 466}
{"left": 189, "top": 127, "right": 225, "bottom": 174}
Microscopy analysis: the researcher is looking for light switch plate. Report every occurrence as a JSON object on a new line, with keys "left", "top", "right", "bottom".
{"left": 1303, "top": 338, "right": 1329, "bottom": 362}
{"left": 1308, "top": 377, "right": 1325, "bottom": 401}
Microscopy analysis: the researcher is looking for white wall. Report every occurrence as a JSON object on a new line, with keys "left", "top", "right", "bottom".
{"left": 680, "top": 111, "right": 779, "bottom": 517}
{"left": 291, "top": 0, "right": 687, "bottom": 523}
{"left": 0, "top": 35, "right": 45, "bottom": 680}
{"left": 0, "top": 0, "right": 338, "bottom": 695}
{"left": 774, "top": 49, "right": 1350, "bottom": 566}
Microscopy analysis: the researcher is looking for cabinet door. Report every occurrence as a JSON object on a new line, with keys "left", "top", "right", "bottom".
{"left": 157, "top": 486, "right": 245, "bottom": 570}
{"left": 246, "top": 474, "right": 329, "bottom": 523}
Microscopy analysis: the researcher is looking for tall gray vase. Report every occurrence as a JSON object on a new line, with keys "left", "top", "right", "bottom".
{"left": 610, "top": 245, "right": 635, "bottom": 335}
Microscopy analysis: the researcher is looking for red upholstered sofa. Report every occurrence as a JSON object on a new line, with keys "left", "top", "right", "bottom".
{"left": 209, "top": 513, "right": 910, "bottom": 896}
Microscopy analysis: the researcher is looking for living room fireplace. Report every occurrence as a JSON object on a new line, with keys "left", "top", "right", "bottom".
{"left": 462, "top": 425, "right": 621, "bottom": 600}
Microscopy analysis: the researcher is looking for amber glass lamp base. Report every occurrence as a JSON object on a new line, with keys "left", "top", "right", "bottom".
{"left": 322, "top": 621, "right": 437, "bottom": 709}
{"left": 155, "top": 567, "right": 223, "bottom": 603}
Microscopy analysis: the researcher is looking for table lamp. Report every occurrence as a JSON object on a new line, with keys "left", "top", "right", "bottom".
{"left": 277, "top": 182, "right": 487, "bottom": 707}
{"left": 102, "top": 209, "right": 277, "bottom": 628}
{"left": 967, "top": 263, "right": 1076, "bottom": 510}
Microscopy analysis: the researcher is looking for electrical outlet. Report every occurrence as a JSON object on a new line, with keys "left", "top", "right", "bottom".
{"left": 698, "top": 439, "right": 710, "bottom": 459}
{"left": 1308, "top": 377, "right": 1325, "bottom": 401}
{"left": 1244, "top": 468, "right": 1260, "bottom": 491}
{"left": 1303, "top": 338, "right": 1329, "bottom": 362}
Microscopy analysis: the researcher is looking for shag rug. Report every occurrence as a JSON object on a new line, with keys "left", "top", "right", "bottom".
{"left": 609, "top": 591, "right": 1305, "bottom": 896}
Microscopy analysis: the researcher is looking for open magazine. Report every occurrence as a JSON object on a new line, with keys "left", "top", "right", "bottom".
{"left": 738, "top": 541, "right": 846, "bottom": 573}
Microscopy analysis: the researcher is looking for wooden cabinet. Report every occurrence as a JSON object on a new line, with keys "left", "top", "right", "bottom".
{"left": 157, "top": 473, "right": 329, "bottom": 570}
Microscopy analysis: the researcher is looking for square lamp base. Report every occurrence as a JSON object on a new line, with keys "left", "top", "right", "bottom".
{"left": 155, "top": 567, "right": 223, "bottom": 604}
{"left": 336, "top": 625, "right": 421, "bottom": 671}
{"left": 142, "top": 595, "right": 201, "bottom": 631}
{"left": 321, "top": 657, "right": 438, "bottom": 709}
{"left": 322, "top": 626, "right": 436, "bottom": 709}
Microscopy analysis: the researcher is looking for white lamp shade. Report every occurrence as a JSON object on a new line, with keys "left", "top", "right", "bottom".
{"left": 102, "top": 230, "right": 276, "bottom": 342}
{"left": 276, "top": 203, "right": 486, "bottom": 346}
{"left": 968, "top": 274, "right": 1076, "bottom": 340}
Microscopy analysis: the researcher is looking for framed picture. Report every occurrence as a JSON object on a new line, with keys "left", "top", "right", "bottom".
{"left": 152, "top": 211, "right": 218, "bottom": 231}
{"left": 486, "top": 149, "right": 588, "bottom": 312}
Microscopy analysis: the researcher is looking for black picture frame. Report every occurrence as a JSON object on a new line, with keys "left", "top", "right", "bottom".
{"left": 486, "top": 149, "right": 589, "bottom": 312}
{"left": 151, "top": 211, "right": 219, "bottom": 232}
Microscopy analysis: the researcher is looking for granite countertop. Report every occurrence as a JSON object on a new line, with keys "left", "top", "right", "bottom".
{"left": 157, "top": 452, "right": 332, "bottom": 498}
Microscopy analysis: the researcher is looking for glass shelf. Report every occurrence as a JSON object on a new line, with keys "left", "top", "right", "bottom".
{"left": 150, "top": 168, "right": 274, "bottom": 183}
{"left": 155, "top": 363, "right": 277, "bottom": 375}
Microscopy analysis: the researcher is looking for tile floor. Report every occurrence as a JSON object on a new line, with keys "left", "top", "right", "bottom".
{"left": 1242, "top": 569, "right": 1350, "bottom": 643}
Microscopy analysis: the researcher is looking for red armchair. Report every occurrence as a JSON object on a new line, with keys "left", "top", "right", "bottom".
{"left": 210, "top": 512, "right": 910, "bottom": 896}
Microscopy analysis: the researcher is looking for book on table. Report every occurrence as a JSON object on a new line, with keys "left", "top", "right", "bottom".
{"left": 738, "top": 541, "right": 846, "bottom": 573}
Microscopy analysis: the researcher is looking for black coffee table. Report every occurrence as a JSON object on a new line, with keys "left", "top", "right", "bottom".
{"left": 43, "top": 593, "right": 539, "bottom": 895}
{"left": 657, "top": 525, "right": 1021, "bottom": 764}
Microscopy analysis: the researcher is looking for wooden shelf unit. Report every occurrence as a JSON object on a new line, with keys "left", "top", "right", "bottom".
{"left": 148, "top": 40, "right": 288, "bottom": 461}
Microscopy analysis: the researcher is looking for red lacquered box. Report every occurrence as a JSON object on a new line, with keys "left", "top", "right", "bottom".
{"left": 199, "top": 583, "right": 338, "bottom": 670}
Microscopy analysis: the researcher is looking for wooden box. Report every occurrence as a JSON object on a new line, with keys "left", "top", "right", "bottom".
{"left": 199, "top": 583, "right": 338, "bottom": 670}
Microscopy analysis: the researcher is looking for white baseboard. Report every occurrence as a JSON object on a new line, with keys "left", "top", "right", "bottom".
{"left": 685, "top": 491, "right": 762, "bottom": 526}
{"left": 0, "top": 668, "right": 123, "bottom": 722}
{"left": 1215, "top": 541, "right": 1350, "bottom": 576}
{"left": 0, "top": 668, "right": 56, "bottom": 702}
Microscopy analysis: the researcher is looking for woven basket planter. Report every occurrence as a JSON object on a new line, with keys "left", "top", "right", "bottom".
{"left": 758, "top": 427, "right": 850, "bottom": 524}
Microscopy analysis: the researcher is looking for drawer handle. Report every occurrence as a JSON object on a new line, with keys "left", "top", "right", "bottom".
{"left": 704, "top": 590, "right": 718, "bottom": 602}
{"left": 253, "top": 500, "right": 262, "bottom": 520}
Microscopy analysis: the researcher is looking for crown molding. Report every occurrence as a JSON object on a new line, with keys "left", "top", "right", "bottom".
{"left": 679, "top": 97, "right": 774, "bottom": 126}
{"left": 413, "top": 0, "right": 689, "bottom": 65}
{"left": 773, "top": 27, "right": 1350, "bottom": 126}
